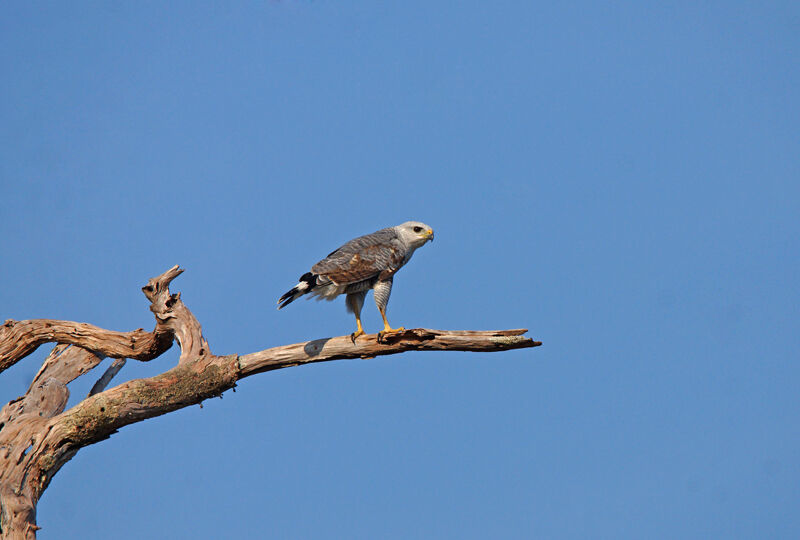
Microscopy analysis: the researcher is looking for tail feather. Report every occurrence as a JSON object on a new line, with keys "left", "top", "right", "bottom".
{"left": 277, "top": 272, "right": 317, "bottom": 309}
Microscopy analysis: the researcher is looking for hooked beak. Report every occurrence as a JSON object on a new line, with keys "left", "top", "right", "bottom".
{"left": 427, "top": 228, "right": 435, "bottom": 242}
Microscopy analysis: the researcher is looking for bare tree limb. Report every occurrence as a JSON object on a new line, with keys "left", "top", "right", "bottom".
{"left": 0, "top": 266, "right": 540, "bottom": 538}
{"left": 0, "top": 345, "right": 95, "bottom": 539}
{"left": 88, "top": 358, "right": 127, "bottom": 397}
{"left": 141, "top": 265, "right": 209, "bottom": 363}
{"left": 0, "top": 320, "right": 171, "bottom": 374}
{"left": 239, "top": 328, "right": 539, "bottom": 376}
{"left": 29, "top": 345, "right": 105, "bottom": 390}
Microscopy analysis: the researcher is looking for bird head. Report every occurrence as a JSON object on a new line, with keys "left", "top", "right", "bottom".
{"left": 396, "top": 221, "right": 434, "bottom": 248}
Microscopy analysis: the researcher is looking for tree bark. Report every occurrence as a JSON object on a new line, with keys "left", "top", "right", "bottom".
{"left": 0, "top": 266, "right": 540, "bottom": 538}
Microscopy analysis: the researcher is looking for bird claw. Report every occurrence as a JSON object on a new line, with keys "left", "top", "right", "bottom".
{"left": 350, "top": 330, "right": 365, "bottom": 344}
{"left": 377, "top": 327, "right": 405, "bottom": 342}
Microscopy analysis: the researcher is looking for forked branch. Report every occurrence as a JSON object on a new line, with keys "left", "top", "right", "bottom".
{"left": 0, "top": 266, "right": 540, "bottom": 539}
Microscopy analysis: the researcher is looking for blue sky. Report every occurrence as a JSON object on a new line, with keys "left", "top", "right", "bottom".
{"left": 1, "top": 2, "right": 798, "bottom": 538}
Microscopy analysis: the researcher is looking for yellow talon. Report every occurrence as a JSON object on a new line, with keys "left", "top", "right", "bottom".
{"left": 382, "top": 325, "right": 404, "bottom": 334}
{"left": 377, "top": 327, "right": 405, "bottom": 342}
{"left": 351, "top": 316, "right": 366, "bottom": 344}
{"left": 378, "top": 308, "right": 404, "bottom": 336}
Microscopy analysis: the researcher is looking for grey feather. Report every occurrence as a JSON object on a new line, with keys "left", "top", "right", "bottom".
{"left": 372, "top": 279, "right": 393, "bottom": 312}
{"left": 277, "top": 221, "right": 434, "bottom": 330}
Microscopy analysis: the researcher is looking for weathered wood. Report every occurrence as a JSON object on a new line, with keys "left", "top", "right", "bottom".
{"left": 88, "top": 358, "right": 127, "bottom": 397}
{"left": 141, "top": 265, "right": 209, "bottom": 363}
{"left": 0, "top": 320, "right": 172, "bottom": 374}
{"left": 0, "top": 266, "right": 541, "bottom": 538}
{"left": 0, "top": 345, "right": 92, "bottom": 540}
{"left": 238, "top": 328, "right": 540, "bottom": 376}
{"left": 29, "top": 344, "right": 105, "bottom": 389}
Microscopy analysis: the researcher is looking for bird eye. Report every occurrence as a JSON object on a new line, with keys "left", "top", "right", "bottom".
{"left": 413, "top": 226, "right": 423, "bottom": 233}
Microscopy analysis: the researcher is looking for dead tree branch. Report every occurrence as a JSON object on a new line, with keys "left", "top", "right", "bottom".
{"left": 0, "top": 266, "right": 540, "bottom": 538}
{"left": 0, "top": 320, "right": 172, "bottom": 373}
{"left": 239, "top": 328, "right": 537, "bottom": 375}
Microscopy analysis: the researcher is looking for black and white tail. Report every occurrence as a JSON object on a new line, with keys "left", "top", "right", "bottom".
{"left": 277, "top": 272, "right": 317, "bottom": 309}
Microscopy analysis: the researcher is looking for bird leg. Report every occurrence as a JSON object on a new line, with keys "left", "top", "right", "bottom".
{"left": 377, "top": 307, "right": 404, "bottom": 339}
{"left": 346, "top": 291, "right": 367, "bottom": 343}
{"left": 351, "top": 315, "right": 365, "bottom": 343}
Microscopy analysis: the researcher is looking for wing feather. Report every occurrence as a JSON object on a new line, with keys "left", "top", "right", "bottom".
{"left": 312, "top": 228, "right": 406, "bottom": 285}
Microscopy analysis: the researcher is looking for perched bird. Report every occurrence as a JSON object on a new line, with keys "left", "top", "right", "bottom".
{"left": 278, "top": 221, "right": 435, "bottom": 341}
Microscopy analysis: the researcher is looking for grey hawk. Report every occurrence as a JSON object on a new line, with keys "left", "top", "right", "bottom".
{"left": 278, "top": 221, "right": 434, "bottom": 340}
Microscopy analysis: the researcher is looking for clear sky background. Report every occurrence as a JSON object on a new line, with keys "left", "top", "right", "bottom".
{"left": 1, "top": 2, "right": 798, "bottom": 539}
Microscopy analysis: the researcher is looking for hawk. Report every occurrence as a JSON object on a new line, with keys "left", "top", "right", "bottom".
{"left": 278, "top": 221, "right": 435, "bottom": 341}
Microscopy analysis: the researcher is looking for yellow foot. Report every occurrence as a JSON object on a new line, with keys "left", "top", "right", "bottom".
{"left": 377, "top": 326, "right": 405, "bottom": 341}
{"left": 350, "top": 329, "right": 366, "bottom": 344}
